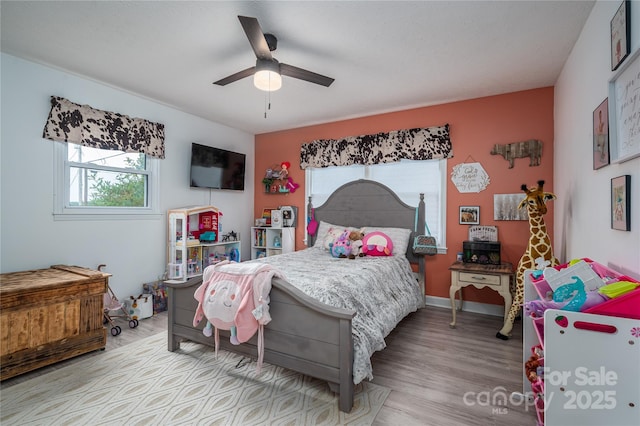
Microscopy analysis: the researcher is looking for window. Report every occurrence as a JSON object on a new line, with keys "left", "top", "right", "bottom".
{"left": 305, "top": 159, "right": 447, "bottom": 252}
{"left": 54, "top": 143, "right": 160, "bottom": 219}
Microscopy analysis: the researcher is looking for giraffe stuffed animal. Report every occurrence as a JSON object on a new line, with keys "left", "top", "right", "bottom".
{"left": 496, "top": 180, "right": 558, "bottom": 340}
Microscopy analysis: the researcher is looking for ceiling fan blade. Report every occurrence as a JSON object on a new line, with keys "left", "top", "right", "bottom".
{"left": 238, "top": 16, "right": 272, "bottom": 60}
{"left": 213, "top": 66, "right": 256, "bottom": 86}
{"left": 280, "top": 63, "right": 334, "bottom": 87}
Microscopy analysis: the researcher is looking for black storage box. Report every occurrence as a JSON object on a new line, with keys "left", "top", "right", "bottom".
{"left": 463, "top": 241, "right": 501, "bottom": 264}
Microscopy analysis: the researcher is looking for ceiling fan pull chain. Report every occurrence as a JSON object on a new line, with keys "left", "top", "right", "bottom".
{"left": 263, "top": 91, "right": 273, "bottom": 119}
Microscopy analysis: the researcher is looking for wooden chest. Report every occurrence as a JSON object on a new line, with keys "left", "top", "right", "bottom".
{"left": 0, "top": 265, "right": 109, "bottom": 380}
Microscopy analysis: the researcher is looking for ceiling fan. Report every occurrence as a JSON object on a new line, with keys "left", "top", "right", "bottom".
{"left": 213, "top": 16, "right": 334, "bottom": 91}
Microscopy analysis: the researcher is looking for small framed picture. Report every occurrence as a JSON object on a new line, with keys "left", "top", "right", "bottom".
{"left": 459, "top": 206, "right": 480, "bottom": 225}
{"left": 611, "top": 175, "right": 631, "bottom": 231}
{"left": 593, "top": 98, "right": 610, "bottom": 170}
{"left": 271, "top": 209, "right": 282, "bottom": 228}
{"left": 611, "top": 0, "right": 630, "bottom": 71}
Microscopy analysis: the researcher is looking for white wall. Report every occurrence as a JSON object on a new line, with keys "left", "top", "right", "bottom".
{"left": 0, "top": 53, "right": 255, "bottom": 297}
{"left": 555, "top": 0, "right": 639, "bottom": 277}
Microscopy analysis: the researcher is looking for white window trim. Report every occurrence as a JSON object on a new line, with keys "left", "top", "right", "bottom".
{"left": 304, "top": 160, "right": 448, "bottom": 254}
{"left": 53, "top": 142, "right": 161, "bottom": 221}
{"left": 436, "top": 159, "right": 448, "bottom": 254}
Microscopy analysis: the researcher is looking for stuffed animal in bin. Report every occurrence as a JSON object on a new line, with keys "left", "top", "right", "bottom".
{"left": 329, "top": 230, "right": 352, "bottom": 258}
{"left": 348, "top": 230, "right": 365, "bottom": 259}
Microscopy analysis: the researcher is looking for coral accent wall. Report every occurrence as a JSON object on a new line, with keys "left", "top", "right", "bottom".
{"left": 255, "top": 88, "right": 554, "bottom": 306}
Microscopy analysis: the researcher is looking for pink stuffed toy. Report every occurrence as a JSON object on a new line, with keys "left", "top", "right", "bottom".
{"left": 329, "top": 230, "right": 352, "bottom": 258}
{"left": 362, "top": 231, "right": 393, "bottom": 256}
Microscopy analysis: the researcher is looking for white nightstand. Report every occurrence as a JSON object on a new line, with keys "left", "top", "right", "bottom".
{"left": 449, "top": 261, "right": 514, "bottom": 328}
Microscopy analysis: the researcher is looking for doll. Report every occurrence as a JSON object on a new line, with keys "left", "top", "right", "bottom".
{"left": 280, "top": 161, "right": 290, "bottom": 179}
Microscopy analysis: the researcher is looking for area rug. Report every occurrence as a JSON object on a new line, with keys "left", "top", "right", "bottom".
{"left": 0, "top": 333, "right": 390, "bottom": 425}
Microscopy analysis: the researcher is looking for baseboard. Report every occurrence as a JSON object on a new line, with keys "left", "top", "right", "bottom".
{"left": 425, "top": 295, "right": 505, "bottom": 317}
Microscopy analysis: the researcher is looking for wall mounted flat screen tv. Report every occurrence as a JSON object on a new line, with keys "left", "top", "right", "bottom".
{"left": 190, "top": 143, "right": 246, "bottom": 191}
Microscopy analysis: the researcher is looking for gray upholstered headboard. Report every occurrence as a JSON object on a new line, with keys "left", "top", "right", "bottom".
{"left": 306, "top": 179, "right": 426, "bottom": 266}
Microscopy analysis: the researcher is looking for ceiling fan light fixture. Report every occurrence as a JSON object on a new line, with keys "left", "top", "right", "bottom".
{"left": 254, "top": 59, "right": 282, "bottom": 91}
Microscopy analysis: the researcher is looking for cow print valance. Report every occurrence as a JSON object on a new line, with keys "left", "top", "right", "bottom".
{"left": 42, "top": 96, "right": 165, "bottom": 159}
{"left": 300, "top": 124, "right": 452, "bottom": 169}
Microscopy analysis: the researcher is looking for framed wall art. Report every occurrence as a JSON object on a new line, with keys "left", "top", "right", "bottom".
{"left": 611, "top": 175, "right": 631, "bottom": 231}
{"left": 494, "top": 193, "right": 529, "bottom": 221}
{"left": 593, "top": 98, "right": 610, "bottom": 170}
{"left": 608, "top": 48, "right": 640, "bottom": 163}
{"left": 459, "top": 206, "right": 480, "bottom": 225}
{"left": 611, "top": 0, "right": 631, "bottom": 71}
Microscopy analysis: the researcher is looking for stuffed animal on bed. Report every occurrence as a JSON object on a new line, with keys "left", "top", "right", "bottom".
{"left": 362, "top": 231, "right": 393, "bottom": 256}
{"left": 329, "top": 230, "right": 352, "bottom": 258}
{"left": 348, "top": 230, "right": 365, "bottom": 259}
{"left": 322, "top": 227, "right": 347, "bottom": 251}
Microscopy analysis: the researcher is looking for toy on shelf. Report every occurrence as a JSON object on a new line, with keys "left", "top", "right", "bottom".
{"left": 167, "top": 206, "right": 240, "bottom": 282}
{"left": 552, "top": 276, "right": 609, "bottom": 312}
{"left": 279, "top": 161, "right": 289, "bottom": 179}
{"left": 221, "top": 231, "right": 238, "bottom": 242}
{"left": 524, "top": 258, "right": 640, "bottom": 320}
{"left": 543, "top": 259, "right": 603, "bottom": 292}
{"left": 262, "top": 161, "right": 298, "bottom": 194}
{"left": 285, "top": 177, "right": 300, "bottom": 193}
{"left": 199, "top": 231, "right": 216, "bottom": 243}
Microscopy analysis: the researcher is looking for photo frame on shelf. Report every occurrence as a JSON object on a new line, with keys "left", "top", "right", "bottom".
{"left": 608, "top": 48, "right": 640, "bottom": 163}
{"left": 611, "top": 0, "right": 630, "bottom": 71}
{"left": 611, "top": 175, "right": 631, "bottom": 231}
{"left": 459, "top": 206, "right": 480, "bottom": 225}
{"left": 593, "top": 98, "right": 610, "bottom": 170}
{"left": 270, "top": 209, "right": 283, "bottom": 228}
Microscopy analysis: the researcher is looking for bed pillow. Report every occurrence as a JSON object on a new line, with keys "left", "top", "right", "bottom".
{"left": 362, "top": 231, "right": 393, "bottom": 256}
{"left": 362, "top": 226, "right": 412, "bottom": 256}
{"left": 322, "top": 227, "right": 350, "bottom": 251}
{"left": 314, "top": 221, "right": 362, "bottom": 250}
{"left": 313, "top": 221, "right": 340, "bottom": 249}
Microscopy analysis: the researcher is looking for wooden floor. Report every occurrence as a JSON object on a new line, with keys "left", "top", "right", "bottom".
{"left": 370, "top": 307, "right": 535, "bottom": 426}
{"left": 2, "top": 306, "right": 536, "bottom": 425}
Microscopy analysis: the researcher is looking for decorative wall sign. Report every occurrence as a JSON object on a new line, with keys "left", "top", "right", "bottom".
{"left": 494, "top": 193, "right": 529, "bottom": 221}
{"left": 468, "top": 225, "right": 498, "bottom": 241}
{"left": 608, "top": 48, "right": 640, "bottom": 163}
{"left": 450, "top": 162, "right": 490, "bottom": 193}
{"left": 490, "top": 139, "right": 543, "bottom": 168}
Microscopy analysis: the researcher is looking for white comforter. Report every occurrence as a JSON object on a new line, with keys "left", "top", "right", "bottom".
{"left": 249, "top": 246, "right": 424, "bottom": 383}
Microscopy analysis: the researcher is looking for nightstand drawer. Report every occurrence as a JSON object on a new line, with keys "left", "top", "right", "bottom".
{"left": 458, "top": 271, "right": 501, "bottom": 286}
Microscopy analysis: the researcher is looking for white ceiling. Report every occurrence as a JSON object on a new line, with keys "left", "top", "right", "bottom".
{"left": 1, "top": 1, "right": 594, "bottom": 135}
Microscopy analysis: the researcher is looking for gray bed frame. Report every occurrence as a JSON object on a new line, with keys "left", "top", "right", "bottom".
{"left": 165, "top": 179, "right": 426, "bottom": 412}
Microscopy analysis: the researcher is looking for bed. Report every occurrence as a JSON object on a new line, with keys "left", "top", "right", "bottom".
{"left": 166, "top": 179, "right": 427, "bottom": 412}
